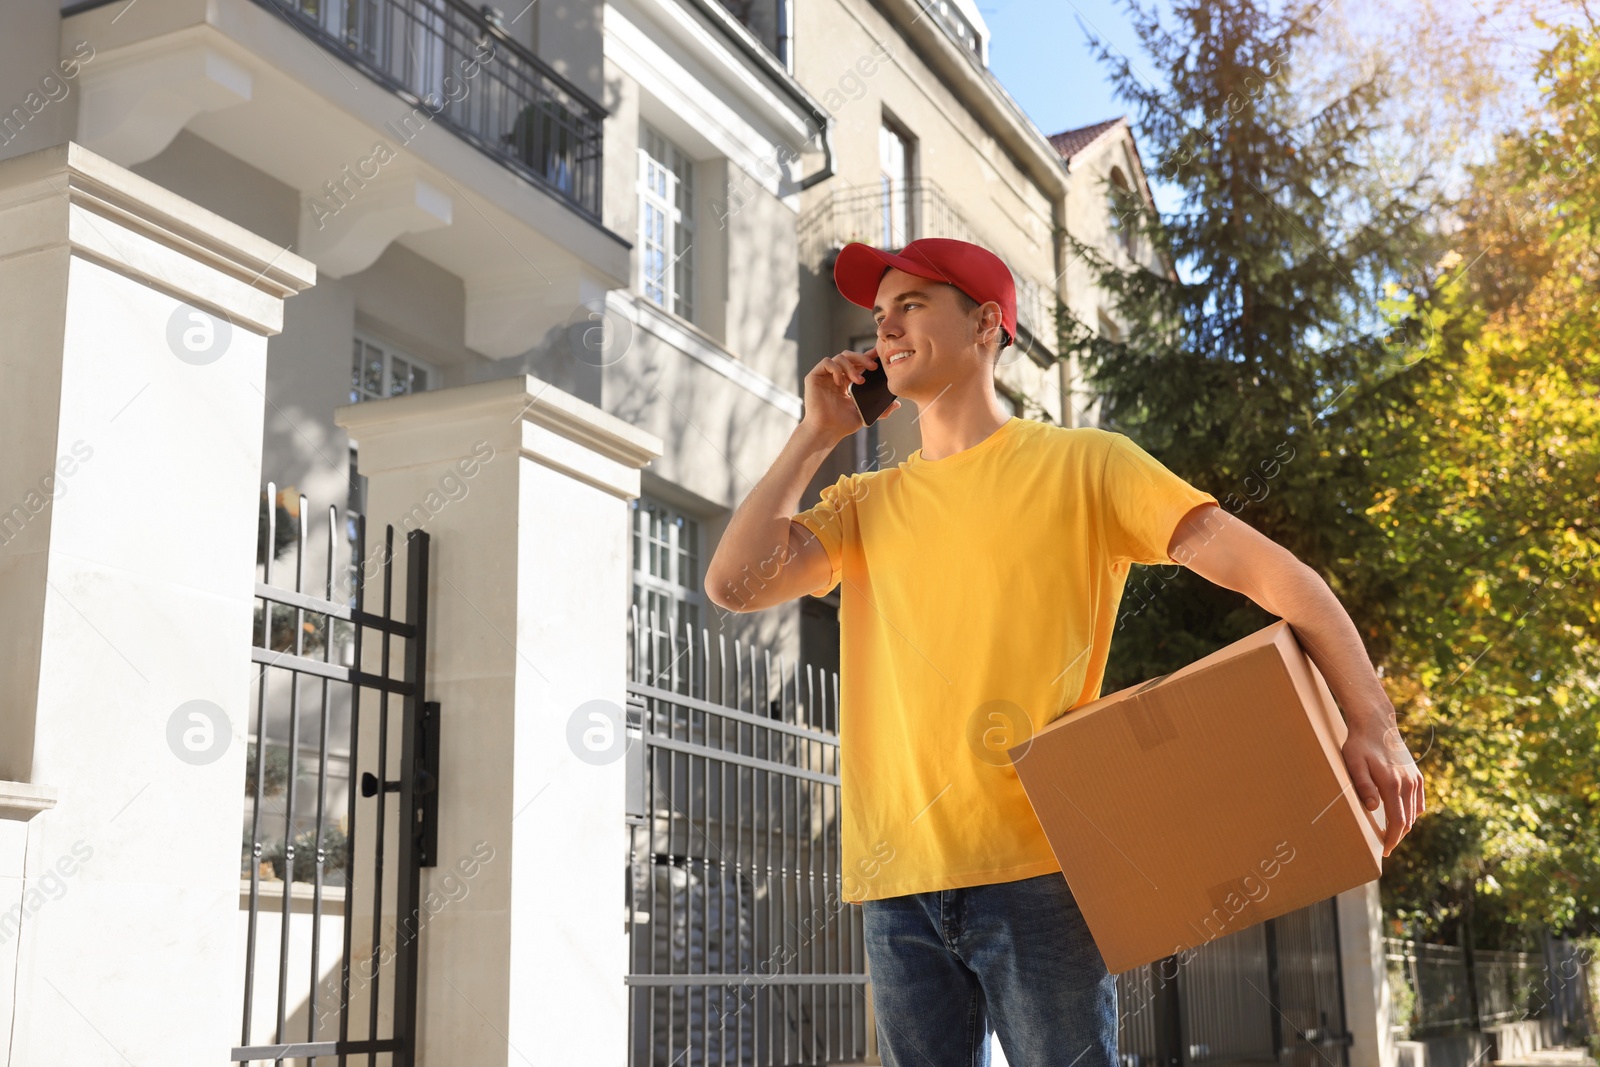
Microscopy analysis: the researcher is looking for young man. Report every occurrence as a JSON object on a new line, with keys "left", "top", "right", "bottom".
{"left": 704, "top": 237, "right": 1424, "bottom": 1067}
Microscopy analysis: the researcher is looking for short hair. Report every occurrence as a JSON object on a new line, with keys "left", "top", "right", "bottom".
{"left": 947, "top": 284, "right": 1012, "bottom": 351}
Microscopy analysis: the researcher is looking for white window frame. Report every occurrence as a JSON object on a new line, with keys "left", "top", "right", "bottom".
{"left": 631, "top": 495, "right": 705, "bottom": 690}
{"left": 348, "top": 332, "right": 438, "bottom": 604}
{"left": 349, "top": 331, "right": 440, "bottom": 405}
{"left": 637, "top": 124, "right": 695, "bottom": 322}
{"left": 1097, "top": 309, "right": 1123, "bottom": 343}
{"left": 1108, "top": 166, "right": 1137, "bottom": 256}
{"left": 879, "top": 119, "right": 914, "bottom": 248}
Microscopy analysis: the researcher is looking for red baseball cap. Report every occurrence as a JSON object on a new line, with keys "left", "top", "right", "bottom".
{"left": 834, "top": 237, "right": 1017, "bottom": 345}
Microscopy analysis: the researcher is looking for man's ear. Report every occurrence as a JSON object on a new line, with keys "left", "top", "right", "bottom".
{"left": 977, "top": 301, "right": 1005, "bottom": 352}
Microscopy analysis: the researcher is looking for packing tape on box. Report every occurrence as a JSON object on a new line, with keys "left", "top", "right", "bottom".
{"left": 1124, "top": 694, "right": 1179, "bottom": 751}
{"left": 1205, "top": 872, "right": 1265, "bottom": 913}
{"left": 1134, "top": 672, "right": 1172, "bottom": 694}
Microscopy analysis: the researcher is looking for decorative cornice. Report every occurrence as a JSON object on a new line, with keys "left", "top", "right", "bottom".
{"left": 0, "top": 141, "right": 316, "bottom": 332}
{"left": 0, "top": 780, "right": 59, "bottom": 822}
{"left": 336, "top": 375, "right": 664, "bottom": 499}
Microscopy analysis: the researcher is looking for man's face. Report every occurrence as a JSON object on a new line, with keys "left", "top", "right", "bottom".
{"left": 872, "top": 268, "right": 1000, "bottom": 404}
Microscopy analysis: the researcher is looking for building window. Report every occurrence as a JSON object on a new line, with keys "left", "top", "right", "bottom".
{"left": 716, "top": 0, "right": 792, "bottom": 69}
{"left": 1108, "top": 167, "right": 1136, "bottom": 255}
{"left": 349, "top": 333, "right": 438, "bottom": 404}
{"left": 1097, "top": 309, "right": 1122, "bottom": 343}
{"left": 632, "top": 496, "right": 703, "bottom": 690}
{"left": 347, "top": 333, "right": 437, "bottom": 605}
{"left": 638, "top": 125, "right": 695, "bottom": 322}
{"left": 879, "top": 119, "right": 914, "bottom": 248}
{"left": 343, "top": 441, "right": 365, "bottom": 582}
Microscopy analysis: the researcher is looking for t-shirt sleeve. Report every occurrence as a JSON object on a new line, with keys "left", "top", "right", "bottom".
{"left": 790, "top": 472, "right": 857, "bottom": 597}
{"left": 1097, "top": 431, "right": 1219, "bottom": 566}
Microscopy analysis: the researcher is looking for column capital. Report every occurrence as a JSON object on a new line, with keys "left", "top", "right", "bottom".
{"left": 0, "top": 779, "right": 58, "bottom": 822}
{"left": 0, "top": 140, "right": 314, "bottom": 333}
{"left": 336, "top": 374, "right": 663, "bottom": 500}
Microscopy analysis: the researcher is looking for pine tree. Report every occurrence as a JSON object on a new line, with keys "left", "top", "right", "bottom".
{"left": 1064, "top": 0, "right": 1436, "bottom": 686}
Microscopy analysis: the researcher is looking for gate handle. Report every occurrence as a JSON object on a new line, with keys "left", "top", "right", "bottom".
{"left": 360, "top": 772, "right": 401, "bottom": 798}
{"left": 359, "top": 769, "right": 437, "bottom": 797}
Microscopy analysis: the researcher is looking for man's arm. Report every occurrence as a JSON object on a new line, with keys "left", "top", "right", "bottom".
{"left": 705, "top": 347, "right": 894, "bottom": 613}
{"left": 1167, "top": 502, "right": 1424, "bottom": 857}
{"left": 704, "top": 426, "right": 836, "bottom": 613}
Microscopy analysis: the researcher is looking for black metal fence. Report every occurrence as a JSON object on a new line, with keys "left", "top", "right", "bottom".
{"left": 1386, "top": 939, "right": 1476, "bottom": 1036}
{"left": 624, "top": 607, "right": 867, "bottom": 1066}
{"left": 235, "top": 484, "right": 436, "bottom": 1065}
{"left": 621, "top": 605, "right": 1356, "bottom": 1067}
{"left": 1117, "top": 898, "right": 1351, "bottom": 1067}
{"left": 1386, "top": 935, "right": 1591, "bottom": 1040}
{"left": 253, "top": 0, "right": 605, "bottom": 218}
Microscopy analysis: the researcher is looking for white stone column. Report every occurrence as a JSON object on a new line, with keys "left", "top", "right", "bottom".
{"left": 1339, "top": 879, "right": 1397, "bottom": 1067}
{"left": 0, "top": 142, "right": 314, "bottom": 1064}
{"left": 335, "top": 375, "right": 661, "bottom": 1066}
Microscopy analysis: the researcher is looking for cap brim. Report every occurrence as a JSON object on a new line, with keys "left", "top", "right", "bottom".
{"left": 833, "top": 243, "right": 962, "bottom": 312}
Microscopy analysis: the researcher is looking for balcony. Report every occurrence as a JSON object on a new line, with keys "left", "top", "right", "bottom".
{"left": 63, "top": 0, "right": 631, "bottom": 359}
{"left": 253, "top": 0, "right": 603, "bottom": 219}
{"left": 799, "top": 177, "right": 1059, "bottom": 358}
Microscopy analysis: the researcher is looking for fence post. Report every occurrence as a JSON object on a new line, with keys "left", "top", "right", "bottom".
{"left": 335, "top": 375, "right": 662, "bottom": 1066}
{"left": 1462, "top": 903, "right": 1483, "bottom": 1033}
{"left": 0, "top": 142, "right": 314, "bottom": 1062}
{"left": 1153, "top": 953, "right": 1186, "bottom": 1067}
{"left": 1265, "top": 918, "right": 1285, "bottom": 1058}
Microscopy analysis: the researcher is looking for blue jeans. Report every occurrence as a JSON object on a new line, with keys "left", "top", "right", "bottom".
{"left": 861, "top": 871, "right": 1119, "bottom": 1067}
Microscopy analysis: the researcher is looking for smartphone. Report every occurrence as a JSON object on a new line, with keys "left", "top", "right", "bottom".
{"left": 850, "top": 349, "right": 898, "bottom": 427}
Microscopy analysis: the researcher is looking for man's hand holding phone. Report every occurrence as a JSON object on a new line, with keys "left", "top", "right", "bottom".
{"left": 802, "top": 347, "right": 902, "bottom": 444}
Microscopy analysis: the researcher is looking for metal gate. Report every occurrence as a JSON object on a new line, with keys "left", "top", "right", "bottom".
{"left": 1115, "top": 897, "right": 1351, "bottom": 1067}
{"left": 621, "top": 601, "right": 1348, "bottom": 1067}
{"left": 234, "top": 483, "right": 439, "bottom": 1065}
{"left": 624, "top": 605, "right": 870, "bottom": 1066}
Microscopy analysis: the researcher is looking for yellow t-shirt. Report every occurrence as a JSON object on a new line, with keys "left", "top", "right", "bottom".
{"left": 792, "top": 416, "right": 1219, "bottom": 904}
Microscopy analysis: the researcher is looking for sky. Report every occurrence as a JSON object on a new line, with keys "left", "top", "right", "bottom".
{"left": 980, "top": 0, "right": 1561, "bottom": 228}
{"left": 981, "top": 0, "right": 1553, "bottom": 138}
{"left": 982, "top": 0, "right": 1166, "bottom": 143}
{"left": 983, "top": 0, "right": 1189, "bottom": 217}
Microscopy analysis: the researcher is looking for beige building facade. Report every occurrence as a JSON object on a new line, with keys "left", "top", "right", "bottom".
{"left": 0, "top": 0, "right": 1174, "bottom": 1062}
{"left": 773, "top": 0, "right": 1161, "bottom": 672}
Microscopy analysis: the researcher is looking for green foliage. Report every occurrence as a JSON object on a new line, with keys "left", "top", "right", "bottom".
{"left": 252, "top": 824, "right": 349, "bottom": 884}
{"left": 244, "top": 741, "right": 290, "bottom": 799}
{"left": 1387, "top": 959, "right": 1418, "bottom": 1039}
{"left": 1066, "top": 0, "right": 1436, "bottom": 690}
{"left": 1362, "top": 13, "right": 1600, "bottom": 941}
{"left": 1071, "top": 0, "right": 1600, "bottom": 940}
{"left": 257, "top": 488, "right": 298, "bottom": 567}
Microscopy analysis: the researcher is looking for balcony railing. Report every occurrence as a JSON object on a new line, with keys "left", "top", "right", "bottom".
{"left": 800, "top": 177, "right": 1058, "bottom": 355}
{"left": 254, "top": 0, "right": 604, "bottom": 219}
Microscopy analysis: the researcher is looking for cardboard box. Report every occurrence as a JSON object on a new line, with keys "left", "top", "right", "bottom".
{"left": 1007, "top": 619, "right": 1387, "bottom": 975}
